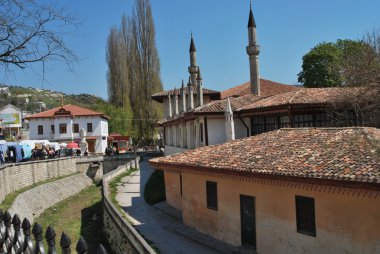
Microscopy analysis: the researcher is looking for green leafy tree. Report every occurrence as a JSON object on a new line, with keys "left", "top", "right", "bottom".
{"left": 298, "top": 39, "right": 370, "bottom": 88}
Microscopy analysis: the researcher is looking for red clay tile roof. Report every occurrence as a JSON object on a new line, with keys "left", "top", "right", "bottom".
{"left": 239, "top": 87, "right": 353, "bottom": 111}
{"left": 194, "top": 94, "right": 261, "bottom": 113}
{"left": 220, "top": 79, "right": 302, "bottom": 99}
{"left": 25, "top": 104, "right": 109, "bottom": 119}
{"left": 152, "top": 87, "right": 220, "bottom": 103}
{"left": 150, "top": 128, "right": 380, "bottom": 187}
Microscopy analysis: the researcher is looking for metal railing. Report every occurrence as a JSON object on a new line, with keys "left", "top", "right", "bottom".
{"left": 0, "top": 210, "right": 107, "bottom": 254}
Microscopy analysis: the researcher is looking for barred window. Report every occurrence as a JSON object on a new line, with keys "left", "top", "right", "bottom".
{"left": 295, "top": 196, "right": 316, "bottom": 236}
{"left": 265, "top": 116, "right": 278, "bottom": 131}
{"left": 294, "top": 114, "right": 314, "bottom": 127}
{"left": 315, "top": 113, "right": 328, "bottom": 127}
{"left": 206, "top": 181, "right": 218, "bottom": 210}
{"left": 251, "top": 117, "right": 265, "bottom": 135}
{"left": 280, "top": 116, "right": 291, "bottom": 128}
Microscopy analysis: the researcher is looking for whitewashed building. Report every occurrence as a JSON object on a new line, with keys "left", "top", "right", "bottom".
{"left": 26, "top": 104, "right": 109, "bottom": 154}
{"left": 0, "top": 104, "right": 22, "bottom": 138}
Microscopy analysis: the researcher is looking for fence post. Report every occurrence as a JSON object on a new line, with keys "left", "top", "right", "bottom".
{"left": 75, "top": 237, "right": 88, "bottom": 254}
{"left": 60, "top": 232, "right": 71, "bottom": 254}
{"left": 32, "top": 223, "right": 45, "bottom": 254}
{"left": 11, "top": 214, "right": 24, "bottom": 254}
{"left": 45, "top": 226, "right": 57, "bottom": 254}
{"left": 3, "top": 211, "right": 12, "bottom": 253}
{"left": 95, "top": 244, "right": 108, "bottom": 254}
{"left": 22, "top": 218, "right": 34, "bottom": 253}
{"left": 0, "top": 210, "right": 4, "bottom": 254}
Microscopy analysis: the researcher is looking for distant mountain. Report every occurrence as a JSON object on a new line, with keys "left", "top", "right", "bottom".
{"left": 0, "top": 84, "right": 108, "bottom": 113}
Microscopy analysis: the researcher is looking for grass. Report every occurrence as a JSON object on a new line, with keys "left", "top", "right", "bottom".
{"left": 0, "top": 173, "right": 78, "bottom": 211}
{"left": 144, "top": 170, "right": 166, "bottom": 205}
{"left": 35, "top": 185, "right": 109, "bottom": 253}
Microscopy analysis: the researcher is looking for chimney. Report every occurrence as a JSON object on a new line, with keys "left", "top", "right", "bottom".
{"left": 174, "top": 88, "right": 179, "bottom": 115}
{"left": 224, "top": 97, "right": 235, "bottom": 141}
{"left": 181, "top": 80, "right": 187, "bottom": 112}
{"left": 168, "top": 94, "right": 172, "bottom": 118}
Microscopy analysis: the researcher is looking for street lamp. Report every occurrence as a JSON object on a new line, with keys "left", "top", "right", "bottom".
{"left": 129, "top": 137, "right": 137, "bottom": 169}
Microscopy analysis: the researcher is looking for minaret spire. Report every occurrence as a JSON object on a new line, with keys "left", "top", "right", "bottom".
{"left": 246, "top": 2, "right": 260, "bottom": 96}
{"left": 188, "top": 33, "right": 199, "bottom": 87}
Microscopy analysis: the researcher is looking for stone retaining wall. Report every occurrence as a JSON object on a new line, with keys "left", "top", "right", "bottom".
{"left": 8, "top": 173, "right": 93, "bottom": 223}
{"left": 0, "top": 157, "right": 77, "bottom": 203}
{"left": 102, "top": 158, "right": 156, "bottom": 254}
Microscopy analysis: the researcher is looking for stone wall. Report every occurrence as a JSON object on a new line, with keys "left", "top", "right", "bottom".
{"left": 8, "top": 174, "right": 93, "bottom": 223}
{"left": 0, "top": 157, "right": 77, "bottom": 203}
{"left": 102, "top": 158, "right": 156, "bottom": 254}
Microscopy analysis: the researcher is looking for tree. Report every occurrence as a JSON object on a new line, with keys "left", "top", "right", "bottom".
{"left": 0, "top": 0, "right": 77, "bottom": 71}
{"left": 106, "top": 0, "right": 163, "bottom": 140}
{"left": 298, "top": 39, "right": 368, "bottom": 88}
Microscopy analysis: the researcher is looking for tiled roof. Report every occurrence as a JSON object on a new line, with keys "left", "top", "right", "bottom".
{"left": 150, "top": 128, "right": 380, "bottom": 186}
{"left": 194, "top": 94, "right": 261, "bottom": 113}
{"left": 151, "top": 87, "right": 220, "bottom": 103}
{"left": 220, "top": 79, "right": 301, "bottom": 99}
{"left": 25, "top": 104, "right": 109, "bottom": 119}
{"left": 239, "top": 87, "right": 351, "bottom": 111}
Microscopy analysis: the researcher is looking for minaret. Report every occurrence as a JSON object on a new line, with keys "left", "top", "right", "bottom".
{"left": 181, "top": 80, "right": 187, "bottom": 112}
{"left": 197, "top": 68, "right": 203, "bottom": 106}
{"left": 187, "top": 77, "right": 194, "bottom": 110}
{"left": 225, "top": 97, "right": 235, "bottom": 141}
{"left": 246, "top": 3, "right": 261, "bottom": 96}
{"left": 188, "top": 34, "right": 199, "bottom": 87}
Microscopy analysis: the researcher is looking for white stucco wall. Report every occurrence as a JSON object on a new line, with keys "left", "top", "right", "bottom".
{"left": 207, "top": 118, "right": 226, "bottom": 146}
{"left": 28, "top": 116, "right": 108, "bottom": 154}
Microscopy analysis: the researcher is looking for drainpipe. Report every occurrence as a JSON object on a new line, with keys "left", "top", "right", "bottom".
{"left": 238, "top": 114, "right": 250, "bottom": 137}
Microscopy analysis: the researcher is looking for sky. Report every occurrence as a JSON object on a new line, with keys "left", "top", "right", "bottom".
{"left": 2, "top": 0, "right": 380, "bottom": 100}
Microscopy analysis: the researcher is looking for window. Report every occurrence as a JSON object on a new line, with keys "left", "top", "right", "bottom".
{"left": 251, "top": 117, "right": 265, "bottom": 135}
{"left": 38, "top": 125, "right": 43, "bottom": 135}
{"left": 295, "top": 196, "right": 316, "bottom": 236}
{"left": 314, "top": 113, "right": 328, "bottom": 127}
{"left": 51, "top": 125, "right": 55, "bottom": 134}
{"left": 294, "top": 114, "right": 314, "bottom": 128}
{"left": 73, "top": 123, "right": 79, "bottom": 133}
{"left": 206, "top": 181, "right": 218, "bottom": 210}
{"left": 87, "top": 123, "right": 93, "bottom": 132}
{"left": 59, "top": 124, "right": 67, "bottom": 134}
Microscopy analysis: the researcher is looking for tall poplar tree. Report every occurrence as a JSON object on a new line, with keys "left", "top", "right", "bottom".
{"left": 106, "top": 0, "right": 163, "bottom": 140}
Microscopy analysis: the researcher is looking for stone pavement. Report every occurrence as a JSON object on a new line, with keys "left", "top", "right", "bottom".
{"left": 116, "top": 160, "right": 251, "bottom": 254}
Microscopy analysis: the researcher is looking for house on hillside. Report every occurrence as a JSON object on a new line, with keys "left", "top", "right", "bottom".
{"left": 150, "top": 127, "right": 380, "bottom": 253}
{"left": 25, "top": 104, "right": 109, "bottom": 154}
{"left": 151, "top": 6, "right": 357, "bottom": 156}
{"left": 0, "top": 104, "right": 22, "bottom": 138}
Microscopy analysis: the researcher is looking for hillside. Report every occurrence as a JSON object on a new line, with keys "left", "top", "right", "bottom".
{"left": 0, "top": 84, "right": 108, "bottom": 113}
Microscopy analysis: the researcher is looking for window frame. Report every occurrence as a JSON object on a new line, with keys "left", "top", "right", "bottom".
{"left": 38, "top": 125, "right": 43, "bottom": 135}
{"left": 87, "top": 122, "right": 93, "bottom": 133}
{"left": 206, "top": 181, "right": 218, "bottom": 210}
{"left": 295, "top": 195, "right": 316, "bottom": 237}
{"left": 50, "top": 125, "right": 55, "bottom": 134}
{"left": 73, "top": 123, "right": 79, "bottom": 133}
{"left": 59, "top": 124, "right": 67, "bottom": 134}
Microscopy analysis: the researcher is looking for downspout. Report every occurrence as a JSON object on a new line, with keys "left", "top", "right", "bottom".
{"left": 238, "top": 114, "right": 250, "bottom": 137}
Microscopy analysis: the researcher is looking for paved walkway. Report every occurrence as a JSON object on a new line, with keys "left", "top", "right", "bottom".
{"left": 116, "top": 160, "right": 246, "bottom": 254}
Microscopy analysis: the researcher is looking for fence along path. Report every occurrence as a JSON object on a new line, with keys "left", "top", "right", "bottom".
{"left": 0, "top": 210, "right": 107, "bottom": 254}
